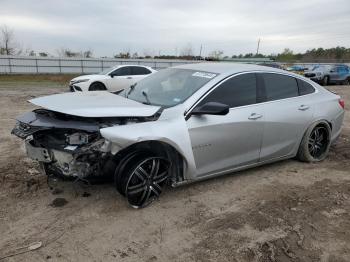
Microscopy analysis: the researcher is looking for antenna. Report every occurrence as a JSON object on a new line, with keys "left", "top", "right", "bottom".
{"left": 256, "top": 38, "right": 261, "bottom": 55}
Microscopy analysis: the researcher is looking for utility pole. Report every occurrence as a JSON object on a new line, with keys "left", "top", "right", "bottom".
{"left": 199, "top": 44, "right": 203, "bottom": 59}
{"left": 256, "top": 38, "right": 261, "bottom": 55}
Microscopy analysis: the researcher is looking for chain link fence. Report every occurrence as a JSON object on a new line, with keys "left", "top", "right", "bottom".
{"left": 0, "top": 55, "right": 201, "bottom": 74}
{"left": 1, "top": 55, "right": 348, "bottom": 74}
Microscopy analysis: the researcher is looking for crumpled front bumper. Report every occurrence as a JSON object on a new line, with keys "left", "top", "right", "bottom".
{"left": 25, "top": 138, "right": 105, "bottom": 178}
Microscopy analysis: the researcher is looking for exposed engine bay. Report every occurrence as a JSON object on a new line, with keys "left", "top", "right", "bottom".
{"left": 12, "top": 109, "right": 159, "bottom": 179}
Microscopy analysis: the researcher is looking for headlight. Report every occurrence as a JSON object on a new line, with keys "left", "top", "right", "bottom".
{"left": 71, "top": 79, "right": 90, "bottom": 84}
{"left": 316, "top": 72, "right": 322, "bottom": 76}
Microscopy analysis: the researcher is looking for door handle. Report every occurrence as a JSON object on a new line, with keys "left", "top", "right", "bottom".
{"left": 127, "top": 77, "right": 133, "bottom": 79}
{"left": 248, "top": 113, "right": 262, "bottom": 120}
{"left": 298, "top": 105, "right": 310, "bottom": 111}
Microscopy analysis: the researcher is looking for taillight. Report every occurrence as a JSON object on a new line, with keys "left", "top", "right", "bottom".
{"left": 339, "top": 99, "right": 345, "bottom": 109}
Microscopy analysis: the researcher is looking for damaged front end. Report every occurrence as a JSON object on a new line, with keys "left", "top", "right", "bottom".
{"left": 12, "top": 109, "right": 151, "bottom": 179}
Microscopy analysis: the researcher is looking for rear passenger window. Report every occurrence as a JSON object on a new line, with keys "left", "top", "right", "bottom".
{"left": 132, "top": 66, "right": 152, "bottom": 75}
{"left": 262, "top": 73, "right": 299, "bottom": 101}
{"left": 113, "top": 66, "right": 131, "bottom": 76}
{"left": 199, "top": 73, "right": 257, "bottom": 108}
{"left": 297, "top": 79, "right": 315, "bottom": 96}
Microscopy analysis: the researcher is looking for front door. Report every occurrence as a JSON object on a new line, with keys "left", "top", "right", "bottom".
{"left": 106, "top": 66, "right": 134, "bottom": 91}
{"left": 186, "top": 73, "right": 264, "bottom": 178}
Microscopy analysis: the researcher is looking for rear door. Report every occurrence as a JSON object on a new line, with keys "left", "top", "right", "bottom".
{"left": 259, "top": 73, "right": 315, "bottom": 161}
{"left": 187, "top": 73, "right": 265, "bottom": 178}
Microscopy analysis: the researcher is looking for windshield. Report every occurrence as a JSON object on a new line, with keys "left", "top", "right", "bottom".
{"left": 99, "top": 67, "right": 115, "bottom": 75}
{"left": 125, "top": 68, "right": 218, "bottom": 107}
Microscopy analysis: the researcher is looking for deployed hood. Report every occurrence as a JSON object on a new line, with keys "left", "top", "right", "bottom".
{"left": 29, "top": 91, "right": 161, "bottom": 117}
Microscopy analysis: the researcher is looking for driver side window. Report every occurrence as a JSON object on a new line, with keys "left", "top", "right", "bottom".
{"left": 198, "top": 73, "right": 257, "bottom": 108}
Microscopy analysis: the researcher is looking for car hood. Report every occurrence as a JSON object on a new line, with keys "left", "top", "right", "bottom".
{"left": 29, "top": 91, "right": 161, "bottom": 117}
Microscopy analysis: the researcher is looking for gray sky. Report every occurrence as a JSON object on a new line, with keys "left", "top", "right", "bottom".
{"left": 1, "top": 0, "right": 350, "bottom": 57}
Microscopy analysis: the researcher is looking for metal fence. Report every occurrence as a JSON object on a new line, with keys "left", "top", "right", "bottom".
{"left": 0, "top": 55, "right": 200, "bottom": 74}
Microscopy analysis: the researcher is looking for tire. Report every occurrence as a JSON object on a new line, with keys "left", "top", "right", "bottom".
{"left": 343, "top": 78, "right": 350, "bottom": 86}
{"left": 114, "top": 151, "right": 171, "bottom": 208}
{"left": 89, "top": 82, "right": 107, "bottom": 91}
{"left": 297, "top": 121, "right": 331, "bottom": 162}
{"left": 114, "top": 150, "right": 151, "bottom": 195}
{"left": 322, "top": 76, "right": 329, "bottom": 86}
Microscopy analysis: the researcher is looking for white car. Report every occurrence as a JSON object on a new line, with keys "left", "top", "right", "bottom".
{"left": 69, "top": 65, "right": 156, "bottom": 92}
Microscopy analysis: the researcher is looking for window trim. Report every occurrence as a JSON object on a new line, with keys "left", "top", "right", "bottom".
{"left": 185, "top": 71, "right": 318, "bottom": 120}
{"left": 297, "top": 78, "right": 316, "bottom": 96}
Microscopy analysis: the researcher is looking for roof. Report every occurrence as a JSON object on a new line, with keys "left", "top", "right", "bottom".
{"left": 175, "top": 62, "right": 284, "bottom": 75}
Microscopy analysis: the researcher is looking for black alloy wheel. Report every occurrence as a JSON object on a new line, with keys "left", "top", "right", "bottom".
{"left": 123, "top": 156, "right": 170, "bottom": 208}
{"left": 308, "top": 126, "right": 329, "bottom": 159}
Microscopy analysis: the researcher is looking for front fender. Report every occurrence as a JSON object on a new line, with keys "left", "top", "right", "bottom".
{"left": 100, "top": 117, "right": 197, "bottom": 179}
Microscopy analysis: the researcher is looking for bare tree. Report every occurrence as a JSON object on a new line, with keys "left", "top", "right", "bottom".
{"left": 143, "top": 48, "right": 154, "bottom": 58}
{"left": 83, "top": 49, "right": 93, "bottom": 58}
{"left": 208, "top": 50, "right": 224, "bottom": 60}
{"left": 180, "top": 43, "right": 194, "bottom": 57}
{"left": 56, "top": 48, "right": 92, "bottom": 58}
{"left": 0, "top": 25, "right": 16, "bottom": 55}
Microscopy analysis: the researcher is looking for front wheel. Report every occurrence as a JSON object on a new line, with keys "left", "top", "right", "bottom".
{"left": 297, "top": 122, "right": 331, "bottom": 162}
{"left": 116, "top": 153, "right": 171, "bottom": 208}
{"left": 89, "top": 82, "right": 107, "bottom": 91}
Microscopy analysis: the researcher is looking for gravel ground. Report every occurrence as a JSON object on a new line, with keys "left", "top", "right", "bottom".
{"left": 0, "top": 81, "right": 349, "bottom": 262}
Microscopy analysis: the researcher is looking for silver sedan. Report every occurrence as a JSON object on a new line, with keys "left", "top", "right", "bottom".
{"left": 12, "top": 63, "right": 345, "bottom": 208}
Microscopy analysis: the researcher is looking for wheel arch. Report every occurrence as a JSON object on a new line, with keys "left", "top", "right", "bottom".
{"left": 112, "top": 140, "right": 187, "bottom": 184}
{"left": 294, "top": 118, "right": 332, "bottom": 156}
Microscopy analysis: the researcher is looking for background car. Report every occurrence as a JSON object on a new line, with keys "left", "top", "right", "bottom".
{"left": 304, "top": 64, "right": 350, "bottom": 85}
{"left": 329, "top": 64, "right": 350, "bottom": 85}
{"left": 285, "top": 65, "right": 308, "bottom": 74}
{"left": 304, "top": 65, "right": 333, "bottom": 85}
{"left": 13, "top": 63, "right": 345, "bottom": 208}
{"left": 69, "top": 65, "right": 156, "bottom": 92}
{"left": 260, "top": 63, "right": 284, "bottom": 70}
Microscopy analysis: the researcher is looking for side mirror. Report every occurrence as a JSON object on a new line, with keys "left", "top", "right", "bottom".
{"left": 330, "top": 70, "right": 334, "bottom": 73}
{"left": 191, "top": 102, "right": 229, "bottom": 116}
{"left": 110, "top": 74, "right": 115, "bottom": 78}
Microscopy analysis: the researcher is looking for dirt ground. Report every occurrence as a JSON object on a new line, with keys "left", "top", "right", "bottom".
{"left": 0, "top": 79, "right": 349, "bottom": 262}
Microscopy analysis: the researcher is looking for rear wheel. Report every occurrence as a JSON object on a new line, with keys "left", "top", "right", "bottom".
{"left": 322, "top": 76, "right": 329, "bottom": 86}
{"left": 297, "top": 122, "right": 331, "bottom": 162}
{"left": 115, "top": 152, "right": 171, "bottom": 208}
{"left": 343, "top": 77, "right": 350, "bottom": 86}
{"left": 89, "top": 82, "right": 107, "bottom": 91}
